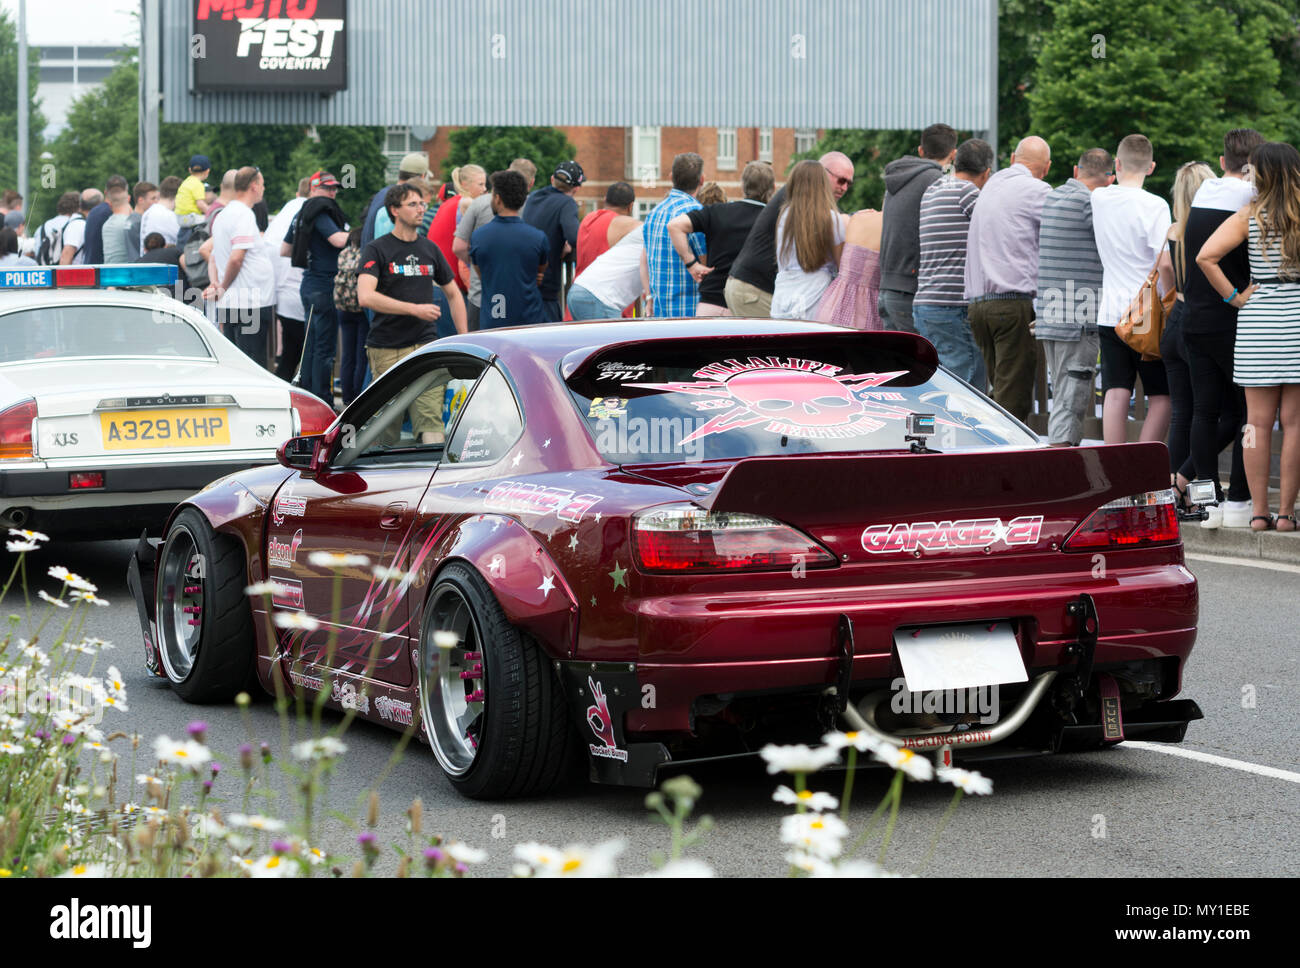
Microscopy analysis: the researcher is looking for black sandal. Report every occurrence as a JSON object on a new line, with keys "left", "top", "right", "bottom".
{"left": 1251, "top": 514, "right": 1276, "bottom": 531}
{"left": 1278, "top": 514, "right": 1298, "bottom": 533}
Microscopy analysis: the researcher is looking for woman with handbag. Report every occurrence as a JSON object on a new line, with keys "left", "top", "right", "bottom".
{"left": 1197, "top": 141, "right": 1300, "bottom": 531}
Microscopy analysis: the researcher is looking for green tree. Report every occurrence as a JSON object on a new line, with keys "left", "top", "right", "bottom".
{"left": 1030, "top": 0, "right": 1292, "bottom": 197}
{"left": 283, "top": 126, "right": 388, "bottom": 226}
{"left": 999, "top": 0, "right": 1055, "bottom": 165}
{"left": 442, "top": 126, "right": 577, "bottom": 187}
{"left": 0, "top": 10, "right": 48, "bottom": 213}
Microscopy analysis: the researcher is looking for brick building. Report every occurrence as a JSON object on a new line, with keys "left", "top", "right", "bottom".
{"left": 405, "top": 126, "right": 822, "bottom": 217}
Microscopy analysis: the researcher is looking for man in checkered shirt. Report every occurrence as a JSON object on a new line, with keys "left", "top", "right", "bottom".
{"left": 645, "top": 152, "right": 708, "bottom": 317}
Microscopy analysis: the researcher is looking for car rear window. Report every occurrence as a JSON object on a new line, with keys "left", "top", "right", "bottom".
{"left": 565, "top": 337, "right": 1036, "bottom": 463}
{"left": 0, "top": 305, "right": 213, "bottom": 364}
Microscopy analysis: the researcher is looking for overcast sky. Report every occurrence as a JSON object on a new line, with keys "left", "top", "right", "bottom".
{"left": 2, "top": 0, "right": 138, "bottom": 46}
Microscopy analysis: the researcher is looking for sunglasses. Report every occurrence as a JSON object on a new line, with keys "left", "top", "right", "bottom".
{"left": 823, "top": 167, "right": 853, "bottom": 189}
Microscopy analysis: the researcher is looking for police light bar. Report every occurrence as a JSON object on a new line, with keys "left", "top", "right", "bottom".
{"left": 0, "top": 264, "right": 179, "bottom": 290}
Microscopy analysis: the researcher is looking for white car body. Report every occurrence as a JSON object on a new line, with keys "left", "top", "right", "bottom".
{"left": 0, "top": 287, "right": 332, "bottom": 538}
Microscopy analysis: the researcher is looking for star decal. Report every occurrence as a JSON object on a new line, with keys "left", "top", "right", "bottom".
{"left": 608, "top": 561, "right": 627, "bottom": 590}
{"left": 568, "top": 533, "right": 579, "bottom": 551}
{"left": 511, "top": 452, "right": 523, "bottom": 467}
{"left": 590, "top": 595, "right": 597, "bottom": 607}
{"left": 490, "top": 518, "right": 502, "bottom": 532}
{"left": 543, "top": 438, "right": 551, "bottom": 448}
{"left": 593, "top": 512, "right": 602, "bottom": 523}
{"left": 538, "top": 574, "right": 556, "bottom": 597}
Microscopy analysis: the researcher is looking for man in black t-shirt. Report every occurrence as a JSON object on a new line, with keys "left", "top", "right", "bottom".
{"left": 358, "top": 182, "right": 467, "bottom": 443}
{"left": 665, "top": 161, "right": 776, "bottom": 315}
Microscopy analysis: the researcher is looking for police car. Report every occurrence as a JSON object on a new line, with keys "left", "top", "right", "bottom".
{"left": 0, "top": 264, "right": 336, "bottom": 539}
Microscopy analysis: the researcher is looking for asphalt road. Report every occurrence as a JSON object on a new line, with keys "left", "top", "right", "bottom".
{"left": 9, "top": 538, "right": 1299, "bottom": 878}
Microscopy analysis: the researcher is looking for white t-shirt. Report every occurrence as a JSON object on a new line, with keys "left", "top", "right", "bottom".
{"left": 139, "top": 203, "right": 179, "bottom": 255}
{"left": 572, "top": 225, "right": 644, "bottom": 310}
{"left": 1191, "top": 176, "right": 1255, "bottom": 214}
{"left": 771, "top": 209, "right": 847, "bottom": 319}
{"left": 211, "top": 200, "right": 275, "bottom": 310}
{"left": 1090, "top": 185, "right": 1172, "bottom": 328}
{"left": 61, "top": 216, "right": 87, "bottom": 264}
{"left": 264, "top": 196, "right": 306, "bottom": 319}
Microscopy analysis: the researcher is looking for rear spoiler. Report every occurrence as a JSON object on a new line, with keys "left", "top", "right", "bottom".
{"left": 702, "top": 442, "right": 1172, "bottom": 527}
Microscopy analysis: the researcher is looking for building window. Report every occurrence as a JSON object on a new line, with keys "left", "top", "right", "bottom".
{"left": 636, "top": 200, "right": 658, "bottom": 220}
{"left": 717, "top": 128, "right": 737, "bottom": 170}
{"left": 624, "top": 126, "right": 661, "bottom": 185}
{"left": 758, "top": 127, "right": 773, "bottom": 163}
{"left": 384, "top": 126, "right": 417, "bottom": 181}
{"left": 794, "top": 128, "right": 819, "bottom": 155}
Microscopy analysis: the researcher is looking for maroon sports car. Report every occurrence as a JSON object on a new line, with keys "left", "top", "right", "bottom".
{"left": 129, "top": 320, "right": 1200, "bottom": 798}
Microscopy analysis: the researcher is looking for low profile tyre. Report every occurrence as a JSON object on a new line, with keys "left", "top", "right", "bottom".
{"left": 418, "top": 562, "right": 575, "bottom": 799}
{"left": 156, "top": 507, "right": 256, "bottom": 703}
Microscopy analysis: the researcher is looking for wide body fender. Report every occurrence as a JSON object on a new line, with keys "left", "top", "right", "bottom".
{"left": 415, "top": 513, "right": 580, "bottom": 660}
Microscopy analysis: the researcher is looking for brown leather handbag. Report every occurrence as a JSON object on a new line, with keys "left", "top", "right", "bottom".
{"left": 1116, "top": 266, "right": 1176, "bottom": 360}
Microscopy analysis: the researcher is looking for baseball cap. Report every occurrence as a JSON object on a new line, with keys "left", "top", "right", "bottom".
{"left": 553, "top": 161, "right": 585, "bottom": 187}
{"left": 398, "top": 152, "right": 432, "bottom": 178}
{"left": 310, "top": 171, "right": 342, "bottom": 190}
{"left": 3, "top": 210, "right": 24, "bottom": 230}
{"left": 189, "top": 154, "right": 211, "bottom": 171}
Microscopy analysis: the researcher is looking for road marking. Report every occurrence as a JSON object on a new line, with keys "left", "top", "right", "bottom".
{"left": 1185, "top": 551, "right": 1300, "bottom": 575}
{"left": 1124, "top": 741, "right": 1300, "bottom": 785}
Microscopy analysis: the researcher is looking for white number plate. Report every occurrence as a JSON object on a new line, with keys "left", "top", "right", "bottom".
{"left": 893, "top": 621, "right": 1028, "bottom": 692}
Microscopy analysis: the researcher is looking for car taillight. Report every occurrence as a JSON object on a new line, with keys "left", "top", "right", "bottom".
{"left": 290, "top": 390, "right": 336, "bottom": 437}
{"left": 0, "top": 399, "right": 36, "bottom": 460}
{"left": 633, "top": 502, "right": 837, "bottom": 573}
{"left": 1063, "top": 489, "right": 1180, "bottom": 550}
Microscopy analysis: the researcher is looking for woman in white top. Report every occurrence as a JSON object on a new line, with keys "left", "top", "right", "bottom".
{"left": 567, "top": 225, "right": 649, "bottom": 320}
{"left": 771, "top": 160, "right": 848, "bottom": 320}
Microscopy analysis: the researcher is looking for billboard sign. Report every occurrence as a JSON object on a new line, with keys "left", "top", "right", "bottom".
{"left": 192, "top": 0, "right": 347, "bottom": 92}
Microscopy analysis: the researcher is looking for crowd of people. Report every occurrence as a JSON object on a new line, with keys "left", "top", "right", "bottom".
{"left": 4, "top": 125, "right": 1297, "bottom": 527}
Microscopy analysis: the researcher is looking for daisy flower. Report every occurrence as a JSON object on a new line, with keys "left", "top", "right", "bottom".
{"left": 83, "top": 637, "right": 113, "bottom": 650}
{"left": 773, "top": 785, "right": 839, "bottom": 812}
{"left": 785, "top": 850, "right": 835, "bottom": 877}
{"left": 0, "top": 740, "right": 25, "bottom": 755}
{"left": 227, "top": 813, "right": 286, "bottom": 833}
{"left": 59, "top": 863, "right": 109, "bottom": 878}
{"left": 274, "top": 612, "right": 320, "bottom": 631}
{"left": 759, "top": 743, "right": 841, "bottom": 775}
{"left": 37, "top": 589, "right": 68, "bottom": 609}
{"left": 780, "top": 812, "right": 850, "bottom": 860}
{"left": 937, "top": 766, "right": 993, "bottom": 796}
{"left": 152, "top": 735, "right": 213, "bottom": 770}
{"left": 810, "top": 858, "right": 891, "bottom": 878}
{"left": 291, "top": 736, "right": 348, "bottom": 761}
{"left": 245, "top": 854, "right": 297, "bottom": 878}
{"left": 6, "top": 540, "right": 38, "bottom": 553}
{"left": 9, "top": 528, "right": 49, "bottom": 543}
{"left": 513, "top": 840, "right": 625, "bottom": 878}
{"left": 822, "top": 729, "right": 883, "bottom": 753}
{"left": 48, "top": 566, "right": 96, "bottom": 593}
{"left": 63, "top": 641, "right": 99, "bottom": 656}
{"left": 20, "top": 641, "right": 50, "bottom": 667}
{"left": 70, "top": 589, "right": 110, "bottom": 606}
{"left": 872, "top": 743, "right": 934, "bottom": 781}
{"left": 307, "top": 551, "right": 370, "bottom": 569}
{"left": 445, "top": 842, "right": 488, "bottom": 865}
{"left": 433, "top": 630, "right": 459, "bottom": 650}
{"left": 371, "top": 565, "right": 408, "bottom": 581}
{"left": 245, "top": 581, "right": 279, "bottom": 596}
{"left": 136, "top": 774, "right": 165, "bottom": 786}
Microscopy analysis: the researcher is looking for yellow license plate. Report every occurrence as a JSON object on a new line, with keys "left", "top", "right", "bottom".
{"left": 100, "top": 408, "right": 230, "bottom": 450}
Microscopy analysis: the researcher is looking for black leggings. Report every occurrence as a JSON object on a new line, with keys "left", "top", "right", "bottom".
{"left": 1183, "top": 328, "right": 1249, "bottom": 502}
{"left": 1161, "top": 302, "right": 1193, "bottom": 477}
{"left": 275, "top": 315, "right": 306, "bottom": 383}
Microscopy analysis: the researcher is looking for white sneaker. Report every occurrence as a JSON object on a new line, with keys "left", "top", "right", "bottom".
{"left": 1222, "top": 500, "right": 1253, "bottom": 528}
{"left": 1201, "top": 505, "right": 1224, "bottom": 529}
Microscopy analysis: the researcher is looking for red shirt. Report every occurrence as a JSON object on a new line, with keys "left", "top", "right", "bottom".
{"left": 576, "top": 209, "right": 617, "bottom": 276}
{"left": 427, "top": 199, "right": 466, "bottom": 291}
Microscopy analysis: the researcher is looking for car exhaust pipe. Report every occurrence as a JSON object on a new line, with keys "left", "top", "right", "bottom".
{"left": 2, "top": 507, "right": 28, "bottom": 528}
{"left": 840, "top": 671, "right": 1058, "bottom": 753}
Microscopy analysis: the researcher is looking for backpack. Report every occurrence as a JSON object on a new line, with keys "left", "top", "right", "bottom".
{"left": 181, "top": 224, "right": 211, "bottom": 290}
{"left": 333, "top": 243, "right": 362, "bottom": 312}
{"left": 36, "top": 214, "right": 81, "bottom": 266}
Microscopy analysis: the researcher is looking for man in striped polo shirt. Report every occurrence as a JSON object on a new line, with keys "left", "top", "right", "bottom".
{"left": 914, "top": 138, "right": 993, "bottom": 387}
{"left": 1035, "top": 148, "right": 1113, "bottom": 446}
{"left": 964, "top": 136, "right": 1054, "bottom": 422}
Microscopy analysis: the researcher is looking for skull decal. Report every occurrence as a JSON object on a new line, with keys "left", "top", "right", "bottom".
{"left": 724, "top": 369, "right": 865, "bottom": 428}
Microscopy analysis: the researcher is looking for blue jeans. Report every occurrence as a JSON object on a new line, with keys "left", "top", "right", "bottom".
{"left": 912, "top": 303, "right": 986, "bottom": 390}
{"left": 877, "top": 289, "right": 918, "bottom": 334}
{"left": 433, "top": 287, "right": 457, "bottom": 339}
{"left": 567, "top": 284, "right": 619, "bottom": 321}
{"left": 299, "top": 275, "right": 338, "bottom": 405}
{"left": 337, "top": 309, "right": 369, "bottom": 406}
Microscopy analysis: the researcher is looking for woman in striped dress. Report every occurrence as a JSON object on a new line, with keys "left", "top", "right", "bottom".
{"left": 1197, "top": 141, "right": 1300, "bottom": 530}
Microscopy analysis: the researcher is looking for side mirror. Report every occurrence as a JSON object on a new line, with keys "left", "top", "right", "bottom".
{"left": 276, "top": 435, "right": 317, "bottom": 470}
